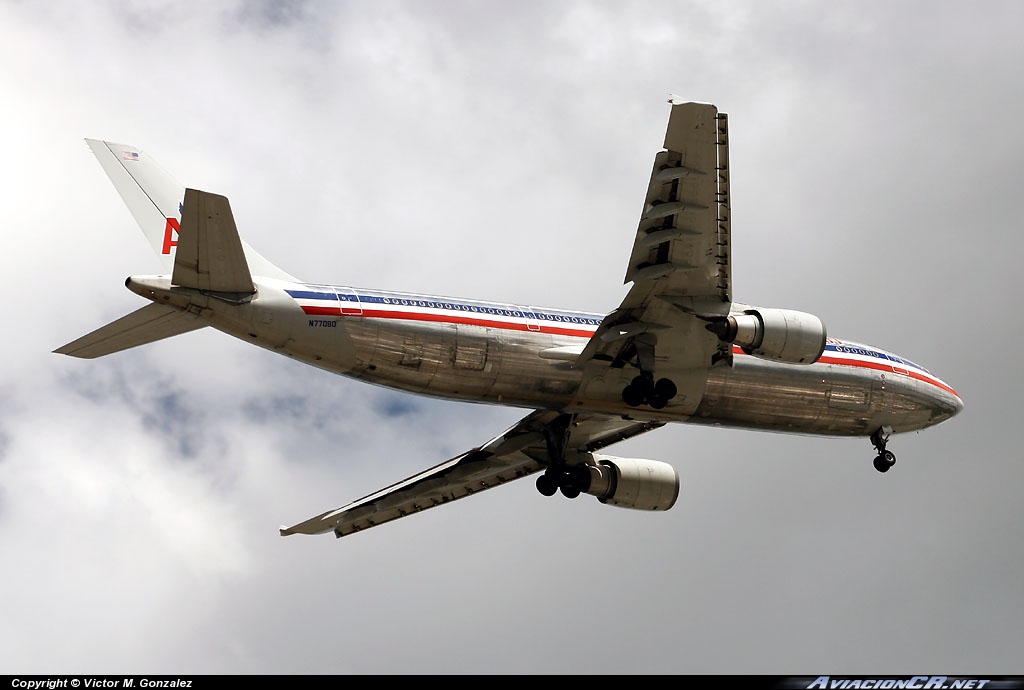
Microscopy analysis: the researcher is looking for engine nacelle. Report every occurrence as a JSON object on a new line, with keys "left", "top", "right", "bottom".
{"left": 581, "top": 454, "right": 679, "bottom": 511}
{"left": 711, "top": 307, "right": 826, "bottom": 364}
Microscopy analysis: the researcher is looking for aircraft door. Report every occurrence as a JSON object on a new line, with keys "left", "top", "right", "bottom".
{"left": 333, "top": 287, "right": 362, "bottom": 315}
{"left": 523, "top": 307, "right": 541, "bottom": 332}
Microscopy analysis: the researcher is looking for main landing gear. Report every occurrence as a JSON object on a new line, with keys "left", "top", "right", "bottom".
{"left": 871, "top": 426, "right": 896, "bottom": 473}
{"left": 535, "top": 465, "right": 591, "bottom": 499}
{"left": 534, "top": 414, "right": 591, "bottom": 499}
{"left": 618, "top": 336, "right": 677, "bottom": 409}
{"left": 622, "top": 373, "right": 677, "bottom": 409}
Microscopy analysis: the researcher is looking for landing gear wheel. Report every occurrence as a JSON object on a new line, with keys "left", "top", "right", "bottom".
{"left": 872, "top": 450, "right": 896, "bottom": 473}
{"left": 632, "top": 374, "right": 654, "bottom": 397}
{"left": 536, "top": 473, "right": 558, "bottom": 496}
{"left": 560, "top": 484, "right": 581, "bottom": 499}
{"left": 654, "top": 378, "right": 677, "bottom": 400}
{"left": 622, "top": 383, "right": 645, "bottom": 407}
{"left": 647, "top": 378, "right": 676, "bottom": 409}
{"left": 622, "top": 374, "right": 652, "bottom": 407}
{"left": 538, "top": 464, "right": 590, "bottom": 499}
{"left": 623, "top": 374, "right": 665, "bottom": 407}
{"left": 869, "top": 427, "right": 896, "bottom": 473}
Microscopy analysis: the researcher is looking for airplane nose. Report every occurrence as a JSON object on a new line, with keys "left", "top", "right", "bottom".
{"left": 928, "top": 385, "right": 963, "bottom": 426}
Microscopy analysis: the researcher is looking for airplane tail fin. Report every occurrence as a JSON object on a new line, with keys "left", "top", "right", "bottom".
{"left": 56, "top": 186, "right": 262, "bottom": 358}
{"left": 86, "top": 140, "right": 183, "bottom": 273}
{"left": 56, "top": 141, "right": 298, "bottom": 360}
{"left": 85, "top": 139, "right": 296, "bottom": 281}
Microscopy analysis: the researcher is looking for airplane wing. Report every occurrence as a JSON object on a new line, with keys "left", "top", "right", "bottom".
{"left": 574, "top": 101, "right": 734, "bottom": 414}
{"left": 280, "top": 410, "right": 663, "bottom": 538}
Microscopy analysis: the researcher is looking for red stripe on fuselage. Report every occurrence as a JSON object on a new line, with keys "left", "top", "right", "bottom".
{"left": 817, "top": 353, "right": 960, "bottom": 398}
{"left": 728, "top": 345, "right": 958, "bottom": 397}
{"left": 302, "top": 305, "right": 344, "bottom": 316}
{"left": 720, "top": 343, "right": 957, "bottom": 399}
{"left": 298, "top": 305, "right": 597, "bottom": 339}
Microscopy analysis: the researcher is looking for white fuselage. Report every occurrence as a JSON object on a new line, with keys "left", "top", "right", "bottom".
{"left": 128, "top": 275, "right": 963, "bottom": 438}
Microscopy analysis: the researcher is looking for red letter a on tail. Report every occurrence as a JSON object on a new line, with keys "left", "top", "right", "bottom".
{"left": 162, "top": 217, "right": 179, "bottom": 254}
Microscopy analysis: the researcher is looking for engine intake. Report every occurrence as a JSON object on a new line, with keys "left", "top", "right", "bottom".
{"left": 581, "top": 454, "right": 679, "bottom": 511}
{"left": 709, "top": 307, "right": 826, "bottom": 364}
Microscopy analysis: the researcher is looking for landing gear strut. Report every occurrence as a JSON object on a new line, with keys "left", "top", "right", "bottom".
{"left": 870, "top": 426, "right": 896, "bottom": 473}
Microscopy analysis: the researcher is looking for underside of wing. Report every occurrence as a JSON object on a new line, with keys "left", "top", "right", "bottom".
{"left": 623, "top": 101, "right": 732, "bottom": 305}
{"left": 574, "top": 102, "right": 735, "bottom": 414}
{"left": 280, "top": 410, "right": 664, "bottom": 539}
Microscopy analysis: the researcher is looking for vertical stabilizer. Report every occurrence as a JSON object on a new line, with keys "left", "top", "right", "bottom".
{"left": 86, "top": 140, "right": 181, "bottom": 272}
{"left": 85, "top": 139, "right": 296, "bottom": 281}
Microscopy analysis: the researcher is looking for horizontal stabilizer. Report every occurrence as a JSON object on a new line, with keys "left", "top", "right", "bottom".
{"left": 55, "top": 303, "right": 206, "bottom": 359}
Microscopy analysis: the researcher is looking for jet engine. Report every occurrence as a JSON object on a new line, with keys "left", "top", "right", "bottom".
{"left": 708, "top": 307, "right": 826, "bottom": 364}
{"left": 580, "top": 454, "right": 679, "bottom": 511}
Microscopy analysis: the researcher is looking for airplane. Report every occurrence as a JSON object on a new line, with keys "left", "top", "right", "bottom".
{"left": 56, "top": 101, "right": 963, "bottom": 540}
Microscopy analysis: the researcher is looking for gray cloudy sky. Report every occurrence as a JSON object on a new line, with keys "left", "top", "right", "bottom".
{"left": 2, "top": 0, "right": 1021, "bottom": 675}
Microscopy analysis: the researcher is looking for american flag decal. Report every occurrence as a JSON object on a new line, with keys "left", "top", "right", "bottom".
{"left": 121, "top": 151, "right": 140, "bottom": 162}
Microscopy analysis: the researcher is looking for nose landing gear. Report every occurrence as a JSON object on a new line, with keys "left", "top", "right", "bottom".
{"left": 870, "top": 426, "right": 896, "bottom": 473}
